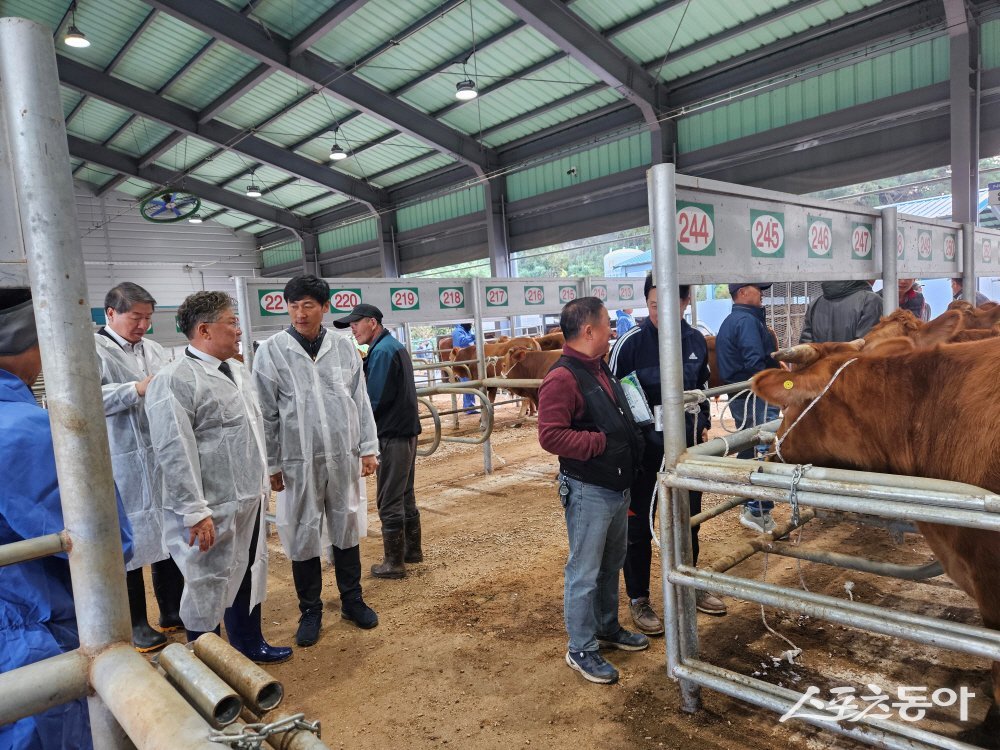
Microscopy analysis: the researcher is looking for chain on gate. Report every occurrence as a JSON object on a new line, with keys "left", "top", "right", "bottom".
{"left": 209, "top": 713, "right": 320, "bottom": 749}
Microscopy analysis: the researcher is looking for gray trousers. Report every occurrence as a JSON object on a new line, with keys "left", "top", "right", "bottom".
{"left": 376, "top": 436, "right": 418, "bottom": 533}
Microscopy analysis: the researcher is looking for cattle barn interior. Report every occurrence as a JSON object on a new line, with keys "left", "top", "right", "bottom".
{"left": 2, "top": 0, "right": 1000, "bottom": 748}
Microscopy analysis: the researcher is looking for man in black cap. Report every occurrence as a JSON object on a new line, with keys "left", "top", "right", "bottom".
{"left": 335, "top": 305, "right": 423, "bottom": 579}
{"left": 716, "top": 283, "right": 780, "bottom": 533}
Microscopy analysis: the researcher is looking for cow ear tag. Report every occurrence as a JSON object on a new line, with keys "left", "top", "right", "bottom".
{"left": 783, "top": 380, "right": 794, "bottom": 390}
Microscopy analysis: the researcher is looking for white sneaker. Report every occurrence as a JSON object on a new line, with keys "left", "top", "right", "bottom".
{"left": 740, "top": 507, "right": 776, "bottom": 534}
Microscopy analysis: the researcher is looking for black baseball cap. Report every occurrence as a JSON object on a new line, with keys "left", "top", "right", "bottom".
{"left": 728, "top": 283, "right": 773, "bottom": 297}
{"left": 333, "top": 303, "right": 383, "bottom": 328}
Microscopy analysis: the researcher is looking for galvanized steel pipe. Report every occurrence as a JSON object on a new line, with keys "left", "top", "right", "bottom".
{"left": 880, "top": 206, "right": 898, "bottom": 315}
{"left": 0, "top": 650, "right": 90, "bottom": 726}
{"left": 193, "top": 634, "right": 284, "bottom": 714}
{"left": 761, "top": 541, "right": 944, "bottom": 581}
{"left": 0, "top": 531, "right": 66, "bottom": 567}
{"left": 158, "top": 644, "right": 243, "bottom": 728}
{"left": 685, "top": 419, "right": 783, "bottom": 456}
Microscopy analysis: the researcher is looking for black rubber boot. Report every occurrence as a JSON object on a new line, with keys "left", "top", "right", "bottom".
{"left": 291, "top": 557, "right": 324, "bottom": 647}
{"left": 151, "top": 556, "right": 184, "bottom": 632}
{"left": 185, "top": 625, "right": 220, "bottom": 644}
{"left": 126, "top": 568, "right": 167, "bottom": 653}
{"left": 403, "top": 518, "right": 423, "bottom": 564}
{"left": 223, "top": 605, "right": 292, "bottom": 664}
{"left": 371, "top": 529, "right": 406, "bottom": 579}
{"left": 334, "top": 546, "right": 378, "bottom": 629}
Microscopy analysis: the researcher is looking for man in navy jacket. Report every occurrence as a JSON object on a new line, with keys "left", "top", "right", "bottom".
{"left": 716, "top": 282, "right": 780, "bottom": 533}
{"left": 610, "top": 277, "right": 726, "bottom": 634}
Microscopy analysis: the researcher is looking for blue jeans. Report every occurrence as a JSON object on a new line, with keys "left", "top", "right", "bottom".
{"left": 729, "top": 396, "right": 780, "bottom": 515}
{"left": 459, "top": 377, "right": 476, "bottom": 410}
{"left": 560, "top": 474, "right": 629, "bottom": 652}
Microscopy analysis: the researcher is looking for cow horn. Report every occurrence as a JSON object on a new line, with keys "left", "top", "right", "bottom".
{"left": 772, "top": 344, "right": 820, "bottom": 366}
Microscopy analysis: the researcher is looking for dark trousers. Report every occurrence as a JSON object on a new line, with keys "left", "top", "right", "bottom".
{"left": 623, "top": 449, "right": 702, "bottom": 601}
{"left": 375, "top": 436, "right": 419, "bottom": 533}
{"left": 290, "top": 546, "right": 363, "bottom": 615}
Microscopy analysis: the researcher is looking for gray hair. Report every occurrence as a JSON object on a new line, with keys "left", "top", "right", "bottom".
{"left": 176, "top": 291, "right": 234, "bottom": 339}
{"left": 104, "top": 282, "right": 156, "bottom": 314}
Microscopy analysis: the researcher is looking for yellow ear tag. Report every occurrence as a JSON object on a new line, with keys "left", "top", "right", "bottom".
{"left": 783, "top": 380, "right": 794, "bottom": 390}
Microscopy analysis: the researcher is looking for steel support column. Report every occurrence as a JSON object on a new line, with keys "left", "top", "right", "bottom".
{"left": 484, "top": 178, "right": 510, "bottom": 277}
{"left": 946, "top": 0, "right": 978, "bottom": 224}
{"left": 378, "top": 211, "right": 400, "bottom": 278}
{"left": 301, "top": 232, "right": 320, "bottom": 276}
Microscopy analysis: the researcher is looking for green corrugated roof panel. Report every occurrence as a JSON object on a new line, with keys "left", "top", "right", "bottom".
{"left": 262, "top": 239, "right": 302, "bottom": 267}
{"left": 214, "top": 210, "right": 260, "bottom": 228}
{"left": 112, "top": 12, "right": 212, "bottom": 92}
{"left": 75, "top": 163, "right": 115, "bottom": 189}
{"left": 292, "top": 193, "right": 348, "bottom": 216}
{"left": 61, "top": 87, "right": 84, "bottom": 119}
{"left": 292, "top": 113, "right": 397, "bottom": 162}
{"left": 436, "top": 56, "right": 602, "bottom": 136}
{"left": 113, "top": 177, "right": 159, "bottom": 199}
{"left": 211, "top": 0, "right": 244, "bottom": 10}
{"left": 309, "top": 0, "right": 444, "bottom": 68}
{"left": 397, "top": 185, "right": 483, "bottom": 232}
{"left": 677, "top": 35, "right": 949, "bottom": 152}
{"left": 982, "top": 20, "right": 1000, "bottom": 70}
{"left": 481, "top": 88, "right": 622, "bottom": 146}
{"left": 66, "top": 97, "right": 133, "bottom": 142}
{"left": 106, "top": 117, "right": 174, "bottom": 157}
{"left": 375, "top": 152, "right": 456, "bottom": 187}
{"left": 0, "top": 0, "right": 66, "bottom": 28}
{"left": 399, "top": 25, "right": 567, "bottom": 116}
{"left": 258, "top": 92, "right": 355, "bottom": 148}
{"left": 190, "top": 150, "right": 253, "bottom": 183}
{"left": 217, "top": 70, "right": 309, "bottom": 129}
{"left": 245, "top": 164, "right": 297, "bottom": 191}
{"left": 353, "top": 4, "right": 517, "bottom": 93}
{"left": 239, "top": 222, "right": 273, "bottom": 235}
{"left": 506, "top": 132, "right": 651, "bottom": 202}
{"left": 246, "top": 0, "right": 335, "bottom": 39}
{"left": 318, "top": 218, "right": 378, "bottom": 253}
{"left": 327, "top": 133, "right": 438, "bottom": 181}
{"left": 153, "top": 136, "right": 218, "bottom": 172}
{"left": 162, "top": 42, "right": 260, "bottom": 111}
{"left": 55, "top": 0, "right": 151, "bottom": 70}
{"left": 259, "top": 181, "right": 328, "bottom": 209}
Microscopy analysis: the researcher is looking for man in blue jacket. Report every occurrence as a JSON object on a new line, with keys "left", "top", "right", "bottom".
{"left": 337, "top": 304, "right": 424, "bottom": 579}
{"left": 451, "top": 322, "right": 478, "bottom": 413}
{"left": 716, "top": 283, "right": 780, "bottom": 533}
{"left": 0, "top": 288, "right": 133, "bottom": 750}
{"left": 610, "top": 277, "right": 727, "bottom": 635}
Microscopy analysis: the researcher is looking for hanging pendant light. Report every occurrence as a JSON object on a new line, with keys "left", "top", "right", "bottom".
{"left": 329, "top": 127, "right": 348, "bottom": 161}
{"left": 188, "top": 214, "right": 203, "bottom": 224}
{"left": 64, "top": 2, "right": 90, "bottom": 48}
{"left": 455, "top": 79, "right": 477, "bottom": 101}
{"left": 245, "top": 170, "right": 262, "bottom": 198}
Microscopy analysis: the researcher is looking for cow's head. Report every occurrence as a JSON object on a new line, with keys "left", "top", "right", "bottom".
{"left": 864, "top": 309, "right": 923, "bottom": 345}
{"left": 865, "top": 309, "right": 965, "bottom": 348}
{"left": 501, "top": 346, "right": 531, "bottom": 376}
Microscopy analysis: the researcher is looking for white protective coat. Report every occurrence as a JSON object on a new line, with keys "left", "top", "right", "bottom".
{"left": 95, "top": 332, "right": 170, "bottom": 571}
{"left": 252, "top": 329, "right": 379, "bottom": 559}
{"left": 145, "top": 353, "right": 269, "bottom": 632}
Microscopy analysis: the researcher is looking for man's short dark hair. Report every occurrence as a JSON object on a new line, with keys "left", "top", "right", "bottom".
{"left": 105, "top": 282, "right": 156, "bottom": 314}
{"left": 644, "top": 272, "right": 654, "bottom": 300}
{"left": 177, "top": 291, "right": 234, "bottom": 339}
{"left": 679, "top": 284, "right": 691, "bottom": 300}
{"left": 284, "top": 274, "right": 330, "bottom": 306}
{"left": 952, "top": 277, "right": 963, "bottom": 285}
{"left": 560, "top": 297, "right": 606, "bottom": 341}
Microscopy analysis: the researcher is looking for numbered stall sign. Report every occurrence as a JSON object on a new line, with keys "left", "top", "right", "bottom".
{"left": 983, "top": 239, "right": 993, "bottom": 264}
{"left": 896, "top": 230, "right": 905, "bottom": 259}
{"left": 852, "top": 223, "right": 874, "bottom": 260}
{"left": 524, "top": 286, "right": 545, "bottom": 305}
{"left": 330, "top": 288, "right": 362, "bottom": 312}
{"left": 592, "top": 284, "right": 608, "bottom": 302}
{"left": 750, "top": 210, "right": 785, "bottom": 258}
{"left": 558, "top": 285, "right": 578, "bottom": 303}
{"left": 807, "top": 216, "right": 832, "bottom": 259}
{"left": 917, "top": 230, "right": 933, "bottom": 261}
{"left": 676, "top": 201, "right": 716, "bottom": 256}
{"left": 618, "top": 284, "right": 635, "bottom": 302}
{"left": 390, "top": 287, "right": 420, "bottom": 311}
{"left": 439, "top": 287, "right": 465, "bottom": 309}
{"left": 258, "top": 289, "right": 287, "bottom": 316}
{"left": 944, "top": 234, "right": 957, "bottom": 261}
{"left": 485, "top": 286, "right": 509, "bottom": 308}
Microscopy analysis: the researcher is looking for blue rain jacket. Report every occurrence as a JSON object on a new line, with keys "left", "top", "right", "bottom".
{"left": 0, "top": 369, "right": 133, "bottom": 750}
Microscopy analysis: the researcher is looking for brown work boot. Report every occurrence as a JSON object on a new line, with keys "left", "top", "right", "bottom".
{"left": 696, "top": 590, "right": 727, "bottom": 616}
{"left": 371, "top": 529, "right": 406, "bottom": 579}
{"left": 628, "top": 597, "right": 664, "bottom": 636}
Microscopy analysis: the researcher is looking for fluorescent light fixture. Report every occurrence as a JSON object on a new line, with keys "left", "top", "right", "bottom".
{"left": 455, "top": 79, "right": 477, "bottom": 101}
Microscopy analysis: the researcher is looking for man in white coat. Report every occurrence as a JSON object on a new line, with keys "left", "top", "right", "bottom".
{"left": 253, "top": 274, "right": 380, "bottom": 648}
{"left": 95, "top": 282, "right": 183, "bottom": 653}
{"left": 146, "top": 291, "right": 291, "bottom": 663}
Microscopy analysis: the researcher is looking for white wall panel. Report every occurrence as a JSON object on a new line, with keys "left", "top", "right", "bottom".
{"left": 75, "top": 185, "right": 261, "bottom": 308}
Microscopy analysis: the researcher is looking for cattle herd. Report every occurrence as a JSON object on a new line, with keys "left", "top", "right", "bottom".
{"left": 417, "top": 300, "right": 1000, "bottom": 745}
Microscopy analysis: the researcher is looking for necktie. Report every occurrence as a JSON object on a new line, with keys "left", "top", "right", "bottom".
{"left": 218, "top": 361, "right": 235, "bottom": 383}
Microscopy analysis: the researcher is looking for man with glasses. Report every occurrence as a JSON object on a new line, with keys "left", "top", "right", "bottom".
{"left": 146, "top": 291, "right": 291, "bottom": 663}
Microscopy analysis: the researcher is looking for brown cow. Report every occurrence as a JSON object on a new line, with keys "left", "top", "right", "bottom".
{"left": 534, "top": 331, "right": 565, "bottom": 351}
{"left": 947, "top": 299, "right": 1000, "bottom": 329}
{"left": 500, "top": 347, "right": 563, "bottom": 413}
{"left": 449, "top": 337, "right": 540, "bottom": 404}
{"left": 864, "top": 309, "right": 1000, "bottom": 349}
{"left": 752, "top": 338, "right": 1000, "bottom": 744}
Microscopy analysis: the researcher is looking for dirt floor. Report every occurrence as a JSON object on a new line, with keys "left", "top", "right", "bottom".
{"left": 175, "top": 397, "right": 996, "bottom": 749}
